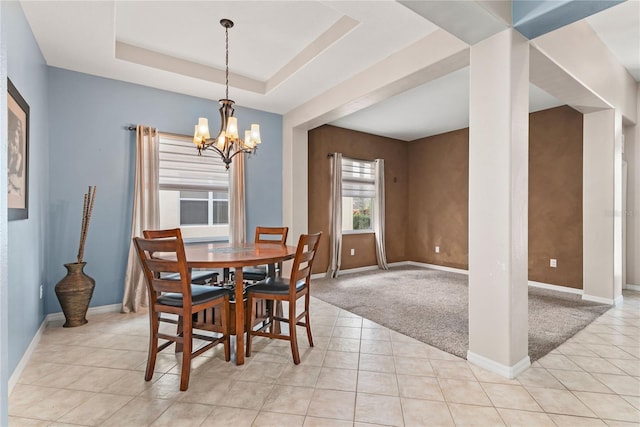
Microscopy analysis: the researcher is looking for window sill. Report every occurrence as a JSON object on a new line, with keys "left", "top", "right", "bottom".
{"left": 342, "top": 230, "right": 374, "bottom": 235}
{"left": 180, "top": 224, "right": 228, "bottom": 228}
{"left": 184, "top": 236, "right": 229, "bottom": 244}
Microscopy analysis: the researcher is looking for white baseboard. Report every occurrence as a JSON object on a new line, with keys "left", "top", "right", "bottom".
{"left": 312, "top": 265, "right": 383, "bottom": 280}
{"left": 467, "top": 351, "right": 531, "bottom": 379}
{"left": 406, "top": 261, "right": 469, "bottom": 275}
{"left": 614, "top": 294, "right": 624, "bottom": 306}
{"left": 626, "top": 284, "right": 640, "bottom": 292}
{"left": 314, "top": 264, "right": 624, "bottom": 305}
{"left": 8, "top": 318, "right": 48, "bottom": 395}
{"left": 340, "top": 265, "right": 383, "bottom": 275}
{"left": 387, "top": 261, "right": 410, "bottom": 268}
{"left": 528, "top": 280, "right": 582, "bottom": 295}
{"left": 45, "top": 303, "right": 122, "bottom": 323}
{"left": 10, "top": 303, "right": 123, "bottom": 395}
{"left": 582, "top": 294, "right": 615, "bottom": 305}
{"left": 314, "top": 262, "right": 469, "bottom": 279}
{"left": 527, "top": 281, "right": 621, "bottom": 306}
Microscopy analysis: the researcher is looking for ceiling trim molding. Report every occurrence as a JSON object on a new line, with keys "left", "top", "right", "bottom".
{"left": 114, "top": 15, "right": 359, "bottom": 97}
{"left": 115, "top": 41, "right": 266, "bottom": 94}
{"left": 530, "top": 45, "right": 612, "bottom": 114}
{"left": 285, "top": 29, "right": 469, "bottom": 130}
{"left": 265, "top": 15, "right": 359, "bottom": 93}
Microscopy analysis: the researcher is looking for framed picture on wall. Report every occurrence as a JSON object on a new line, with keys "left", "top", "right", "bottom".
{"left": 8, "top": 78, "right": 29, "bottom": 220}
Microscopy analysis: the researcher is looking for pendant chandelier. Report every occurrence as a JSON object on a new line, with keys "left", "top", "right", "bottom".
{"left": 193, "top": 18, "right": 261, "bottom": 170}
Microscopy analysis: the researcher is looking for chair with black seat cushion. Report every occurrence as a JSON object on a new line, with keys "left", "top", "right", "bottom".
{"left": 133, "top": 228, "right": 231, "bottom": 391}
{"left": 242, "top": 226, "right": 289, "bottom": 282}
{"left": 245, "top": 232, "right": 321, "bottom": 364}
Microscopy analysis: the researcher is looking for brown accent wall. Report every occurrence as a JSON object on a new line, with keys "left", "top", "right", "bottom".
{"left": 529, "top": 106, "right": 583, "bottom": 288}
{"left": 308, "top": 125, "right": 408, "bottom": 273}
{"left": 308, "top": 106, "right": 583, "bottom": 288}
{"left": 406, "top": 129, "right": 469, "bottom": 269}
{"left": 341, "top": 234, "right": 378, "bottom": 270}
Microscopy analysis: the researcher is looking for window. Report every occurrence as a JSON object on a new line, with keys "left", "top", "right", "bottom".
{"left": 158, "top": 133, "right": 230, "bottom": 240}
{"left": 179, "top": 190, "right": 228, "bottom": 226}
{"left": 341, "top": 158, "right": 375, "bottom": 232}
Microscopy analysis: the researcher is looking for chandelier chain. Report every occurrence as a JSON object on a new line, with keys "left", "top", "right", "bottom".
{"left": 225, "top": 24, "right": 229, "bottom": 100}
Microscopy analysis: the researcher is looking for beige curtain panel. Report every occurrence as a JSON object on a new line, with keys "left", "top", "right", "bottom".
{"left": 374, "top": 158, "right": 389, "bottom": 270}
{"left": 327, "top": 153, "right": 342, "bottom": 278}
{"left": 122, "top": 125, "right": 160, "bottom": 313}
{"left": 230, "top": 152, "right": 246, "bottom": 245}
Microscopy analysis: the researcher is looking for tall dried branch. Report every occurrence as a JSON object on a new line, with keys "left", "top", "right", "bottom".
{"left": 77, "top": 186, "right": 97, "bottom": 264}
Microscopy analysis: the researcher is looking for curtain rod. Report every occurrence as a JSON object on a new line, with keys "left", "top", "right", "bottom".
{"left": 126, "top": 125, "right": 188, "bottom": 140}
{"left": 327, "top": 153, "right": 373, "bottom": 162}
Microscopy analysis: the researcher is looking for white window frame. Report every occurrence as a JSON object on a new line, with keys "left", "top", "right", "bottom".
{"left": 158, "top": 133, "right": 230, "bottom": 241}
{"left": 178, "top": 190, "right": 229, "bottom": 227}
{"left": 341, "top": 158, "right": 375, "bottom": 234}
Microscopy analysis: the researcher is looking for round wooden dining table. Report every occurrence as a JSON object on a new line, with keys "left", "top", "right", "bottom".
{"left": 183, "top": 242, "right": 297, "bottom": 365}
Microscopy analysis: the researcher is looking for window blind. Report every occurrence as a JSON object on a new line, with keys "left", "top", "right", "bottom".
{"left": 341, "top": 158, "right": 375, "bottom": 198}
{"left": 159, "top": 133, "right": 229, "bottom": 191}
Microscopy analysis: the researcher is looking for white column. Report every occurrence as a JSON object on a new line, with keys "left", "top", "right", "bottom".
{"left": 583, "top": 109, "right": 623, "bottom": 304}
{"left": 614, "top": 111, "right": 624, "bottom": 304}
{"left": 467, "top": 29, "right": 530, "bottom": 378}
{"left": 626, "top": 89, "right": 640, "bottom": 288}
{"left": 282, "top": 121, "right": 308, "bottom": 278}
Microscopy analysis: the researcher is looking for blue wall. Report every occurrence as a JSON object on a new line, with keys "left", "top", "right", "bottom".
{"left": 4, "top": 2, "right": 50, "bottom": 376}
{"left": 1, "top": 1, "right": 283, "bottom": 385}
{"left": 513, "top": 0, "right": 623, "bottom": 39}
{"left": 46, "top": 68, "right": 283, "bottom": 313}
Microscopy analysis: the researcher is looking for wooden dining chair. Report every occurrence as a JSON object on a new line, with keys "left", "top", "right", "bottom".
{"left": 238, "top": 226, "right": 289, "bottom": 332}
{"left": 133, "top": 228, "right": 231, "bottom": 391}
{"left": 245, "top": 232, "right": 321, "bottom": 364}
{"left": 242, "top": 226, "right": 289, "bottom": 282}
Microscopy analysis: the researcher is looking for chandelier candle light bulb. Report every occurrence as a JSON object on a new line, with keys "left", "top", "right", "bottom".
{"left": 216, "top": 132, "right": 226, "bottom": 150}
{"left": 192, "top": 18, "right": 262, "bottom": 169}
{"left": 251, "top": 124, "right": 261, "bottom": 145}
{"left": 226, "top": 116, "right": 239, "bottom": 140}
{"left": 197, "top": 118, "right": 210, "bottom": 139}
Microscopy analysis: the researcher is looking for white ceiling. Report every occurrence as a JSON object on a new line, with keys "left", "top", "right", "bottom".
{"left": 586, "top": 0, "right": 640, "bottom": 82}
{"left": 330, "top": 67, "right": 566, "bottom": 141}
{"left": 20, "top": 0, "right": 639, "bottom": 141}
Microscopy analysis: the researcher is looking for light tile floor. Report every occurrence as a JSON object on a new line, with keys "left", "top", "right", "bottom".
{"left": 9, "top": 291, "right": 640, "bottom": 426}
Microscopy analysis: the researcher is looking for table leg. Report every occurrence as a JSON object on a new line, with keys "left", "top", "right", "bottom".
{"left": 273, "top": 301, "right": 283, "bottom": 335}
{"left": 264, "top": 263, "right": 282, "bottom": 334}
{"left": 267, "top": 263, "right": 276, "bottom": 278}
{"left": 234, "top": 267, "right": 245, "bottom": 365}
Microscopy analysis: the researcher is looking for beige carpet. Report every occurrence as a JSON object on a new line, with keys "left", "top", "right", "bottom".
{"left": 311, "top": 266, "right": 611, "bottom": 361}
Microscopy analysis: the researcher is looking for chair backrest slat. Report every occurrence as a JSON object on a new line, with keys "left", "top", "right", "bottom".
{"left": 255, "top": 226, "right": 288, "bottom": 244}
{"left": 133, "top": 228, "right": 192, "bottom": 303}
{"left": 289, "top": 232, "right": 321, "bottom": 296}
{"left": 144, "top": 258, "right": 180, "bottom": 274}
{"left": 151, "top": 278, "right": 184, "bottom": 294}
{"left": 293, "top": 265, "right": 311, "bottom": 284}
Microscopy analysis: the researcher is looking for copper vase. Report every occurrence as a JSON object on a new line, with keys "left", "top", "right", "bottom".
{"left": 54, "top": 262, "right": 95, "bottom": 327}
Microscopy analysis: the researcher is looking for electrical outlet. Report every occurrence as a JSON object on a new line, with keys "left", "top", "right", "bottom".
{"left": 550, "top": 259, "right": 557, "bottom": 268}
{"left": 40, "top": 284, "right": 43, "bottom": 299}
{"left": 435, "top": 246, "right": 440, "bottom": 253}
{"left": 350, "top": 248, "right": 355, "bottom": 256}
